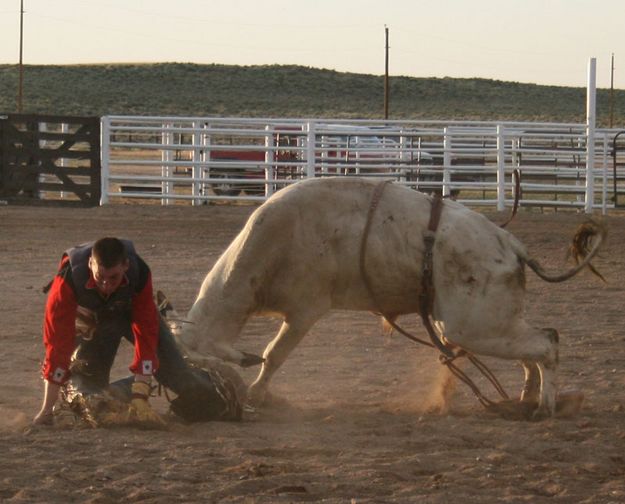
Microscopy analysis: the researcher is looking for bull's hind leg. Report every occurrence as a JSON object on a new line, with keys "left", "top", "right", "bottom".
{"left": 520, "top": 359, "right": 563, "bottom": 419}
{"left": 247, "top": 313, "right": 320, "bottom": 407}
{"left": 534, "top": 357, "right": 558, "bottom": 419}
{"left": 448, "top": 323, "right": 559, "bottom": 419}
{"left": 520, "top": 361, "right": 541, "bottom": 403}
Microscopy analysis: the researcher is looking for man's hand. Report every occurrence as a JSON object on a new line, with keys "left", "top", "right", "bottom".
{"left": 32, "top": 409, "right": 54, "bottom": 426}
{"left": 32, "top": 380, "right": 61, "bottom": 426}
{"left": 127, "top": 380, "right": 166, "bottom": 428}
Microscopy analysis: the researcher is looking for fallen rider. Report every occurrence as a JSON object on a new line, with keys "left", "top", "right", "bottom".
{"left": 33, "top": 237, "right": 242, "bottom": 427}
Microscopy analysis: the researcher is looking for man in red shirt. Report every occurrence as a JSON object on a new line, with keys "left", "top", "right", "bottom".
{"left": 34, "top": 237, "right": 231, "bottom": 426}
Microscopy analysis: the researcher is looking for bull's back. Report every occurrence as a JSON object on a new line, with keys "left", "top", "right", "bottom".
{"left": 239, "top": 178, "right": 432, "bottom": 314}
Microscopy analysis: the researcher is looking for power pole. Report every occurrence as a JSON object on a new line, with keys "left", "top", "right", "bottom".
{"left": 609, "top": 53, "right": 615, "bottom": 129}
{"left": 384, "top": 25, "right": 389, "bottom": 119}
{"left": 18, "top": 0, "right": 24, "bottom": 113}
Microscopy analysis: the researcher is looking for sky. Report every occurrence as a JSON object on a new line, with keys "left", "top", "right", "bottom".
{"left": 0, "top": 0, "right": 623, "bottom": 89}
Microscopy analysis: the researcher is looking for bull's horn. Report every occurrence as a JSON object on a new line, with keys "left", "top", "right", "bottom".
{"left": 156, "top": 290, "right": 173, "bottom": 314}
{"left": 526, "top": 219, "right": 607, "bottom": 283}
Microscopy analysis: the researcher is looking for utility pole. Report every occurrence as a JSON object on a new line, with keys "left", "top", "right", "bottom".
{"left": 384, "top": 25, "right": 389, "bottom": 119}
{"left": 18, "top": 0, "right": 24, "bottom": 113}
{"left": 609, "top": 53, "right": 615, "bottom": 129}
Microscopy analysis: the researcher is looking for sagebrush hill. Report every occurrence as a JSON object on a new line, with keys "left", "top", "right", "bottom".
{"left": 1, "top": 63, "right": 623, "bottom": 126}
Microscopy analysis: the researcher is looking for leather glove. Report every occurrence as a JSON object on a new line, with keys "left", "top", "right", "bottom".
{"left": 127, "top": 381, "right": 166, "bottom": 428}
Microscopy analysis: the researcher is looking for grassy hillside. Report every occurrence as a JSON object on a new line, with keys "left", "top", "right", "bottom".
{"left": 1, "top": 63, "right": 623, "bottom": 126}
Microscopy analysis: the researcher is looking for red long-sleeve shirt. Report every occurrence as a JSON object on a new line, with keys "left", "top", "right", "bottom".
{"left": 42, "top": 257, "right": 160, "bottom": 384}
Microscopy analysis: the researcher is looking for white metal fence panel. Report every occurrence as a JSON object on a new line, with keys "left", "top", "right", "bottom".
{"left": 100, "top": 116, "right": 625, "bottom": 213}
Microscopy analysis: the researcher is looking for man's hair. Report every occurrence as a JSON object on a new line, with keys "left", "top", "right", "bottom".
{"left": 91, "top": 237, "right": 128, "bottom": 268}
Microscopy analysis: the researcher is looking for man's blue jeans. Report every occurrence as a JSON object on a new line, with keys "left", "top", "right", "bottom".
{"left": 69, "top": 315, "right": 195, "bottom": 400}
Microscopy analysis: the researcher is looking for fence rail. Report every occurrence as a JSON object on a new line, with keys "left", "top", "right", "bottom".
{"left": 100, "top": 116, "right": 625, "bottom": 213}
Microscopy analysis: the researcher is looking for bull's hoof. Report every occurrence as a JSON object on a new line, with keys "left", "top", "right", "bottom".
{"left": 486, "top": 390, "right": 584, "bottom": 421}
{"left": 531, "top": 390, "right": 584, "bottom": 420}
{"left": 246, "top": 388, "right": 291, "bottom": 411}
{"left": 245, "top": 384, "right": 267, "bottom": 409}
{"left": 531, "top": 404, "right": 554, "bottom": 422}
{"left": 486, "top": 399, "right": 537, "bottom": 421}
{"left": 554, "top": 390, "right": 585, "bottom": 418}
{"left": 240, "top": 352, "right": 265, "bottom": 368}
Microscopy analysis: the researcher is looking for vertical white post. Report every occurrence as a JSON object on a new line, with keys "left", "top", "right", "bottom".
{"left": 511, "top": 136, "right": 520, "bottom": 169}
{"left": 202, "top": 122, "right": 211, "bottom": 202}
{"left": 306, "top": 121, "right": 316, "bottom": 179}
{"left": 496, "top": 124, "right": 506, "bottom": 211}
{"left": 601, "top": 132, "right": 609, "bottom": 215}
{"left": 585, "top": 57, "right": 596, "bottom": 214}
{"left": 320, "top": 135, "right": 328, "bottom": 175}
{"left": 442, "top": 127, "right": 451, "bottom": 198}
{"left": 399, "top": 131, "right": 409, "bottom": 182}
{"left": 100, "top": 116, "right": 110, "bottom": 205}
{"left": 295, "top": 131, "right": 305, "bottom": 177}
{"left": 264, "top": 124, "right": 275, "bottom": 198}
{"left": 161, "top": 122, "right": 173, "bottom": 206}
{"left": 60, "top": 123, "right": 68, "bottom": 199}
{"left": 192, "top": 121, "right": 201, "bottom": 206}
{"left": 37, "top": 122, "right": 47, "bottom": 200}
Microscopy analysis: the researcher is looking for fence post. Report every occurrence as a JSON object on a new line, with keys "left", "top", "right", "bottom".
{"left": 37, "top": 122, "right": 47, "bottom": 200}
{"left": 60, "top": 123, "right": 69, "bottom": 199}
{"left": 399, "top": 130, "right": 409, "bottom": 182}
{"left": 306, "top": 121, "right": 316, "bottom": 179}
{"left": 202, "top": 121, "right": 211, "bottom": 202}
{"left": 320, "top": 134, "right": 328, "bottom": 175}
{"left": 265, "top": 124, "right": 275, "bottom": 197}
{"left": 601, "top": 132, "right": 609, "bottom": 215}
{"left": 100, "top": 116, "right": 110, "bottom": 205}
{"left": 442, "top": 127, "right": 451, "bottom": 197}
{"left": 161, "top": 122, "right": 173, "bottom": 206}
{"left": 192, "top": 121, "right": 202, "bottom": 206}
{"left": 496, "top": 124, "right": 506, "bottom": 211}
{"left": 585, "top": 57, "right": 596, "bottom": 214}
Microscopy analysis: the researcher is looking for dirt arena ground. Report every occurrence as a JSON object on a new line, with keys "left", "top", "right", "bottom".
{"left": 1, "top": 198, "right": 624, "bottom": 503}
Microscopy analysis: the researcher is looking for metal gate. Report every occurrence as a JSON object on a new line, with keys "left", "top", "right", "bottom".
{"left": 102, "top": 116, "right": 623, "bottom": 213}
{"left": 0, "top": 114, "right": 101, "bottom": 205}
{"left": 612, "top": 130, "right": 625, "bottom": 208}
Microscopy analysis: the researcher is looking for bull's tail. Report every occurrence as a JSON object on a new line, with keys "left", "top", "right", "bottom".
{"left": 525, "top": 219, "right": 607, "bottom": 283}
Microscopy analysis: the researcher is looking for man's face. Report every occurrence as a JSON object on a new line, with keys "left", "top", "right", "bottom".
{"left": 88, "top": 256, "right": 129, "bottom": 295}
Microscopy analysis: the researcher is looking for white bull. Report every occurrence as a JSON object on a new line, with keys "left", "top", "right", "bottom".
{"left": 177, "top": 177, "right": 605, "bottom": 419}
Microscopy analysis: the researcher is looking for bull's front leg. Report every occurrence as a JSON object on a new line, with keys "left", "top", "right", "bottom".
{"left": 247, "top": 312, "right": 320, "bottom": 407}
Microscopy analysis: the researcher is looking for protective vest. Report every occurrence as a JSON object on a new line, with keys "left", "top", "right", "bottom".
{"left": 61, "top": 240, "right": 149, "bottom": 321}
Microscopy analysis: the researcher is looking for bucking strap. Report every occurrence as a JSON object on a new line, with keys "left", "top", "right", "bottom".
{"left": 360, "top": 183, "right": 511, "bottom": 407}
{"left": 418, "top": 194, "right": 454, "bottom": 358}
{"left": 359, "top": 182, "right": 453, "bottom": 359}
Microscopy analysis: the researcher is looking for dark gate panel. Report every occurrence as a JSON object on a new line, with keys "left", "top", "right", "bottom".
{"left": 0, "top": 114, "right": 101, "bottom": 205}
{"left": 613, "top": 130, "right": 625, "bottom": 208}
